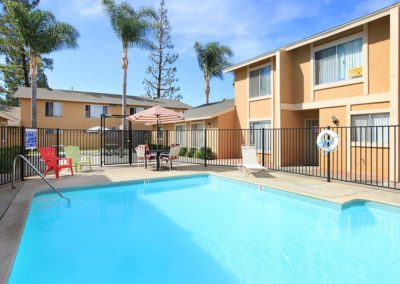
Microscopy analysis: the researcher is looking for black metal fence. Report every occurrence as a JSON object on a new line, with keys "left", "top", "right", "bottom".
{"left": 0, "top": 125, "right": 398, "bottom": 189}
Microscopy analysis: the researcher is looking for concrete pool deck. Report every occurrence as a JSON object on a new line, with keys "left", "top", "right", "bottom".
{"left": 1, "top": 164, "right": 400, "bottom": 283}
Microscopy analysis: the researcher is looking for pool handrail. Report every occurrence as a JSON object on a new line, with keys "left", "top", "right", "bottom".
{"left": 12, "top": 154, "right": 71, "bottom": 204}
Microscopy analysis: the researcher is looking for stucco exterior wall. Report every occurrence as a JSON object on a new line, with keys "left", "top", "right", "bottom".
{"left": 291, "top": 45, "right": 311, "bottom": 104}
{"left": 368, "top": 16, "right": 390, "bottom": 94}
{"left": 314, "top": 83, "right": 364, "bottom": 101}
{"left": 351, "top": 102, "right": 390, "bottom": 111}
{"left": 233, "top": 67, "right": 248, "bottom": 129}
{"left": 19, "top": 98, "right": 185, "bottom": 130}
{"left": 249, "top": 99, "right": 272, "bottom": 119}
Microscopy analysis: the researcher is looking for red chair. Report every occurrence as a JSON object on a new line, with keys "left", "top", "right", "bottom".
{"left": 38, "top": 147, "right": 74, "bottom": 178}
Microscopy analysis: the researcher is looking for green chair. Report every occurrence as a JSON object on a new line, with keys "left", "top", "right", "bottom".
{"left": 64, "top": 146, "right": 92, "bottom": 172}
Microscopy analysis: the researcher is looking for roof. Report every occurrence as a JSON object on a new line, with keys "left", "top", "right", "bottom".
{"left": 225, "top": 2, "right": 399, "bottom": 72}
{"left": 13, "top": 87, "right": 191, "bottom": 109}
{"left": 0, "top": 106, "right": 21, "bottom": 126}
{"left": 183, "top": 99, "right": 235, "bottom": 121}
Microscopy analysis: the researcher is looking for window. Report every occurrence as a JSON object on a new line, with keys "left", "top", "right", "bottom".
{"left": 315, "top": 37, "right": 363, "bottom": 85}
{"left": 129, "top": 107, "right": 145, "bottom": 115}
{"left": 176, "top": 125, "right": 186, "bottom": 146}
{"left": 249, "top": 65, "right": 271, "bottom": 98}
{"left": 45, "top": 102, "right": 63, "bottom": 117}
{"left": 250, "top": 121, "right": 271, "bottom": 152}
{"left": 191, "top": 123, "right": 204, "bottom": 147}
{"left": 351, "top": 113, "right": 389, "bottom": 143}
{"left": 85, "top": 105, "right": 108, "bottom": 118}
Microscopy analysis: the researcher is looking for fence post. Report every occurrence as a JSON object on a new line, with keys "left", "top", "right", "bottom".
{"left": 100, "top": 115, "right": 103, "bottom": 167}
{"left": 262, "top": 128, "right": 265, "bottom": 167}
{"left": 204, "top": 128, "right": 207, "bottom": 167}
{"left": 128, "top": 122, "right": 132, "bottom": 165}
{"left": 327, "top": 125, "right": 331, "bottom": 183}
{"left": 56, "top": 128, "right": 60, "bottom": 159}
{"left": 20, "top": 126, "right": 25, "bottom": 181}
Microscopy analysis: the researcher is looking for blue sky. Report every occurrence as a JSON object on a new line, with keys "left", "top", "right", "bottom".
{"left": 38, "top": 0, "right": 398, "bottom": 107}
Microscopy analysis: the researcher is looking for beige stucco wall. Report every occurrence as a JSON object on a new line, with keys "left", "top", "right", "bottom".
{"left": 19, "top": 98, "right": 186, "bottom": 130}
{"left": 314, "top": 83, "right": 364, "bottom": 101}
{"left": 351, "top": 102, "right": 390, "bottom": 111}
{"left": 234, "top": 67, "right": 249, "bottom": 129}
{"left": 319, "top": 106, "right": 347, "bottom": 127}
{"left": 290, "top": 45, "right": 311, "bottom": 104}
{"left": 249, "top": 99, "right": 272, "bottom": 119}
{"left": 368, "top": 16, "right": 390, "bottom": 94}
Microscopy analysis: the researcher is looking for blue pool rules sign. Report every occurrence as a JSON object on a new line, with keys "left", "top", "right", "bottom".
{"left": 25, "top": 128, "right": 37, "bottom": 150}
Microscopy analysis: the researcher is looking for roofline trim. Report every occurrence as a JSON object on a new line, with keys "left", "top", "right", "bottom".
{"left": 224, "top": 3, "right": 397, "bottom": 73}
{"left": 183, "top": 106, "right": 235, "bottom": 121}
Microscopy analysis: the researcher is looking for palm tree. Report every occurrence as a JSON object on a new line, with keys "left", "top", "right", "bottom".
{"left": 5, "top": 1, "right": 79, "bottom": 128}
{"left": 194, "top": 41, "right": 233, "bottom": 104}
{"left": 102, "top": 0, "right": 156, "bottom": 132}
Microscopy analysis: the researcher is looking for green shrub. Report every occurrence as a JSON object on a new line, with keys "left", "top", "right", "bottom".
{"left": 179, "top": 147, "right": 187, "bottom": 156}
{"left": 149, "top": 144, "right": 157, "bottom": 150}
{"left": 0, "top": 146, "right": 20, "bottom": 173}
{"left": 186, "top": 147, "right": 196, "bottom": 158}
{"left": 194, "top": 147, "right": 214, "bottom": 160}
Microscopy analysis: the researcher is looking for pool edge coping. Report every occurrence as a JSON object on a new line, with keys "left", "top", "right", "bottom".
{"left": 2, "top": 171, "right": 400, "bottom": 283}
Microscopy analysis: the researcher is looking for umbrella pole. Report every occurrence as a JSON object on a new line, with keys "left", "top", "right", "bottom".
{"left": 156, "top": 116, "right": 160, "bottom": 170}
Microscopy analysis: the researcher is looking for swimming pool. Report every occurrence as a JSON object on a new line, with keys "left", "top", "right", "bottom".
{"left": 9, "top": 174, "right": 400, "bottom": 283}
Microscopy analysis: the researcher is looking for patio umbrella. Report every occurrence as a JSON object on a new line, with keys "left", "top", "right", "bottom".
{"left": 126, "top": 104, "right": 184, "bottom": 129}
{"left": 127, "top": 105, "right": 184, "bottom": 151}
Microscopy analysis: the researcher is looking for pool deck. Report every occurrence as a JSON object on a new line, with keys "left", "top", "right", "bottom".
{"left": 1, "top": 164, "right": 400, "bottom": 283}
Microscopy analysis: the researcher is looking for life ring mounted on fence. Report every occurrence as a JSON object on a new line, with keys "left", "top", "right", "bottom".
{"left": 316, "top": 130, "right": 339, "bottom": 152}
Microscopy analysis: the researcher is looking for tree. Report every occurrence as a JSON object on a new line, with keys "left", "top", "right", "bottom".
{"left": 194, "top": 41, "right": 233, "bottom": 104}
{"left": 4, "top": 1, "right": 79, "bottom": 127}
{"left": 102, "top": 0, "right": 156, "bottom": 131}
{"left": 0, "top": 0, "right": 53, "bottom": 106}
{"left": 143, "top": 0, "right": 180, "bottom": 100}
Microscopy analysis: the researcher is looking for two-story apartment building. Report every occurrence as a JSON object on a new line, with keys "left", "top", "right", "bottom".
{"left": 14, "top": 87, "right": 191, "bottom": 130}
{"left": 225, "top": 3, "right": 400, "bottom": 180}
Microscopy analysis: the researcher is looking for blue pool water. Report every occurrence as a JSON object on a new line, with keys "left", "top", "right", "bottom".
{"left": 9, "top": 174, "right": 400, "bottom": 283}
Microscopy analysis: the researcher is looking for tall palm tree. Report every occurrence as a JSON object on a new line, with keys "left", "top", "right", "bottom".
{"left": 194, "top": 41, "right": 233, "bottom": 104}
{"left": 102, "top": 0, "right": 156, "bottom": 132}
{"left": 5, "top": 1, "right": 79, "bottom": 128}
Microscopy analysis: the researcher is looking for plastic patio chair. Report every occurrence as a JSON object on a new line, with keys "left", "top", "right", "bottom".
{"left": 64, "top": 146, "right": 93, "bottom": 172}
{"left": 135, "top": 144, "right": 155, "bottom": 168}
{"left": 240, "top": 145, "right": 266, "bottom": 176}
{"left": 38, "top": 147, "right": 74, "bottom": 178}
{"left": 160, "top": 145, "right": 181, "bottom": 170}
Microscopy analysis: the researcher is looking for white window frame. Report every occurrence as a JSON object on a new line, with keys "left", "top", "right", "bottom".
{"left": 190, "top": 122, "right": 205, "bottom": 148}
{"left": 350, "top": 111, "right": 390, "bottom": 146}
{"left": 248, "top": 63, "right": 273, "bottom": 101}
{"left": 45, "top": 102, "right": 63, "bottom": 117}
{"left": 85, "top": 104, "right": 108, "bottom": 118}
{"left": 312, "top": 32, "right": 366, "bottom": 91}
{"left": 129, "top": 107, "right": 145, "bottom": 115}
{"left": 175, "top": 124, "right": 186, "bottom": 146}
{"left": 249, "top": 120, "right": 272, "bottom": 153}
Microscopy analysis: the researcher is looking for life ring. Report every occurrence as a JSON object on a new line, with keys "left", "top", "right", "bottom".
{"left": 316, "top": 130, "right": 339, "bottom": 152}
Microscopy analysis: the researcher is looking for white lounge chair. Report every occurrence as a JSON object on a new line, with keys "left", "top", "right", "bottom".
{"left": 241, "top": 145, "right": 266, "bottom": 176}
{"left": 160, "top": 145, "right": 181, "bottom": 170}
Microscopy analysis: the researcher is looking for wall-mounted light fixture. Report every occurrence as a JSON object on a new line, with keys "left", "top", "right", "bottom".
{"left": 207, "top": 123, "right": 211, "bottom": 128}
{"left": 331, "top": 115, "right": 339, "bottom": 126}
